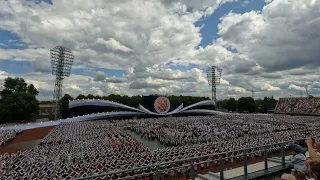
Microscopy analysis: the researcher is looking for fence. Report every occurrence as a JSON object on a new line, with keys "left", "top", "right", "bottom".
{"left": 75, "top": 137, "right": 316, "bottom": 180}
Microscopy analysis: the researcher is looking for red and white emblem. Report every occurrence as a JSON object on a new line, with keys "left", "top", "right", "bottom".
{"left": 154, "top": 97, "right": 170, "bottom": 114}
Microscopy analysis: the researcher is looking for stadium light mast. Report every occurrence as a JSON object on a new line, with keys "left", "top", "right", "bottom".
{"left": 305, "top": 85, "right": 309, "bottom": 96}
{"left": 206, "top": 66, "right": 222, "bottom": 101}
{"left": 51, "top": 46, "right": 74, "bottom": 120}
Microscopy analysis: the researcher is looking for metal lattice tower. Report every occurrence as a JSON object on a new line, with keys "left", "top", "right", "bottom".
{"left": 51, "top": 46, "right": 74, "bottom": 120}
{"left": 206, "top": 66, "right": 222, "bottom": 101}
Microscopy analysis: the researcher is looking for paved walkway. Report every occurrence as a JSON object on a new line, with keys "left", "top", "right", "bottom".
{"left": 0, "top": 126, "right": 55, "bottom": 155}
{"left": 123, "top": 130, "right": 167, "bottom": 150}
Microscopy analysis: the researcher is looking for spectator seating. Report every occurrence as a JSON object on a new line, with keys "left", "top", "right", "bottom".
{"left": 275, "top": 97, "right": 320, "bottom": 115}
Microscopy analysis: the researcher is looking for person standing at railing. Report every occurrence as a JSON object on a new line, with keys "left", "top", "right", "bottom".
{"left": 289, "top": 141, "right": 307, "bottom": 155}
{"left": 304, "top": 137, "right": 320, "bottom": 180}
{"left": 281, "top": 162, "right": 319, "bottom": 180}
{"left": 305, "top": 137, "right": 319, "bottom": 160}
{"left": 281, "top": 169, "right": 308, "bottom": 180}
{"left": 308, "top": 160, "right": 319, "bottom": 180}
{"left": 287, "top": 147, "right": 308, "bottom": 173}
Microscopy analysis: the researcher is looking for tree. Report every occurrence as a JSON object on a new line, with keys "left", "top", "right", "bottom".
{"left": 238, "top": 97, "right": 257, "bottom": 113}
{"left": 0, "top": 77, "right": 39, "bottom": 123}
{"left": 39, "top": 100, "right": 55, "bottom": 104}
{"left": 27, "top": 84, "right": 39, "bottom": 96}
{"left": 86, "top": 94, "right": 95, "bottom": 99}
{"left": 219, "top": 99, "right": 228, "bottom": 110}
{"left": 61, "top": 94, "right": 73, "bottom": 119}
{"left": 76, "top": 94, "right": 86, "bottom": 99}
{"left": 262, "top": 96, "right": 278, "bottom": 113}
{"left": 255, "top": 98, "right": 266, "bottom": 113}
{"left": 227, "top": 97, "right": 237, "bottom": 112}
{"left": 0, "top": 92, "right": 39, "bottom": 123}
{"left": 0, "top": 77, "right": 39, "bottom": 98}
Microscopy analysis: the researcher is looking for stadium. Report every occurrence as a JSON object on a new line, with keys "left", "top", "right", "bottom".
{"left": 0, "top": 0, "right": 320, "bottom": 180}
{"left": 1, "top": 94, "right": 320, "bottom": 180}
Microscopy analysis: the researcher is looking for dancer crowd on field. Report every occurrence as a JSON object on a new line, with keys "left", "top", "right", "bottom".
{"left": 0, "top": 114, "right": 319, "bottom": 180}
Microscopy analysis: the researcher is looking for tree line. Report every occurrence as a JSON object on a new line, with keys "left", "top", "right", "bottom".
{"left": 217, "top": 96, "right": 278, "bottom": 113}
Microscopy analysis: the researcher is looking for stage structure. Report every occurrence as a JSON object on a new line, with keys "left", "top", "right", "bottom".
{"left": 51, "top": 46, "right": 74, "bottom": 120}
{"left": 206, "top": 66, "right": 222, "bottom": 101}
{"left": 68, "top": 96, "right": 223, "bottom": 120}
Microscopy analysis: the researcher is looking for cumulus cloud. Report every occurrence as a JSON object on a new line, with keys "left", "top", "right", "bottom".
{"left": 0, "top": 0, "right": 319, "bottom": 100}
{"left": 105, "top": 76, "right": 126, "bottom": 83}
{"left": 0, "top": 0, "right": 208, "bottom": 69}
{"left": 217, "top": 0, "right": 320, "bottom": 72}
{"left": 310, "top": 81, "right": 320, "bottom": 89}
{"left": 288, "top": 84, "right": 305, "bottom": 91}
{"left": 0, "top": 70, "right": 9, "bottom": 77}
{"left": 94, "top": 38, "right": 132, "bottom": 52}
{"left": 32, "top": 57, "right": 51, "bottom": 73}
{"left": 93, "top": 71, "right": 107, "bottom": 81}
{"left": 130, "top": 77, "right": 170, "bottom": 89}
{"left": 92, "top": 71, "right": 126, "bottom": 83}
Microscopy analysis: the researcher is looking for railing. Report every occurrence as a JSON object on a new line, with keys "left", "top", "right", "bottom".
{"left": 75, "top": 137, "right": 317, "bottom": 180}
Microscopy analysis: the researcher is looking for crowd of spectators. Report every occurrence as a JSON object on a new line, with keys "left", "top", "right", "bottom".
{"left": 0, "top": 129, "right": 21, "bottom": 147}
{"left": 0, "top": 123, "right": 23, "bottom": 128}
{"left": 0, "top": 114, "right": 319, "bottom": 179}
{"left": 275, "top": 97, "right": 320, "bottom": 115}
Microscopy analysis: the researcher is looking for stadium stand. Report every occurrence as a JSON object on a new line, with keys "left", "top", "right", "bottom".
{"left": 275, "top": 97, "right": 320, "bottom": 115}
{"left": 0, "top": 114, "right": 319, "bottom": 179}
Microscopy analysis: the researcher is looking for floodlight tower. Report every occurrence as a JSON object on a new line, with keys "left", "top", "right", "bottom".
{"left": 51, "top": 46, "right": 74, "bottom": 120}
{"left": 206, "top": 66, "right": 222, "bottom": 101}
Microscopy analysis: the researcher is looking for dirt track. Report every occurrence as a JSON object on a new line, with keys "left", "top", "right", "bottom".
{"left": 0, "top": 126, "right": 55, "bottom": 155}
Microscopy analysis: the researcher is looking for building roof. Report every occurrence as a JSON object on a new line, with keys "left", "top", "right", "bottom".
{"left": 39, "top": 104, "right": 55, "bottom": 108}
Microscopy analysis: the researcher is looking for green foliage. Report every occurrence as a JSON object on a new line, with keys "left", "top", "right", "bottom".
{"left": 254, "top": 97, "right": 279, "bottom": 113}
{"left": 76, "top": 94, "right": 86, "bottom": 99}
{"left": 0, "top": 92, "right": 39, "bottom": 123}
{"left": 86, "top": 94, "right": 95, "bottom": 99}
{"left": 61, "top": 94, "right": 73, "bottom": 119}
{"left": 238, "top": 97, "right": 257, "bottom": 113}
{"left": 218, "top": 98, "right": 237, "bottom": 111}
{"left": 0, "top": 77, "right": 38, "bottom": 99}
{"left": 0, "top": 77, "right": 39, "bottom": 123}
{"left": 39, "top": 101, "right": 55, "bottom": 104}
{"left": 167, "top": 95, "right": 209, "bottom": 109}
{"left": 219, "top": 99, "right": 228, "bottom": 109}
{"left": 227, "top": 97, "right": 237, "bottom": 112}
{"left": 27, "top": 84, "right": 39, "bottom": 96}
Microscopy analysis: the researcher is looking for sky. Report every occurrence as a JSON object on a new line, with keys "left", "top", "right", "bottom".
{"left": 0, "top": 0, "right": 319, "bottom": 100}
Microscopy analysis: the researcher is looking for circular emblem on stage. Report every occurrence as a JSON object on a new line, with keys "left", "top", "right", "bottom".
{"left": 154, "top": 97, "right": 170, "bottom": 114}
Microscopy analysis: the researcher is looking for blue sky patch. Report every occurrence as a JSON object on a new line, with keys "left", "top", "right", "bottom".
{"left": 72, "top": 67, "right": 125, "bottom": 77}
{"left": 0, "top": 60, "right": 32, "bottom": 74}
{"left": 0, "top": 30, "right": 28, "bottom": 49}
{"left": 169, "top": 63, "right": 199, "bottom": 72}
{"left": 196, "top": 0, "right": 266, "bottom": 47}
